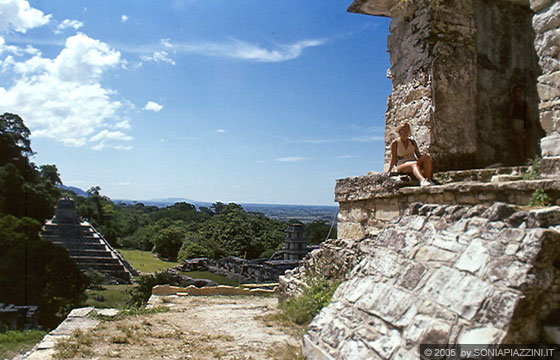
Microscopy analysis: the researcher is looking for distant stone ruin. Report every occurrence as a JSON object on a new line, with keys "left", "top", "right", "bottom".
{"left": 42, "top": 198, "right": 136, "bottom": 284}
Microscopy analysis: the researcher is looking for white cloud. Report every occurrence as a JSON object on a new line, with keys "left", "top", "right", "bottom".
{"left": 277, "top": 156, "right": 306, "bottom": 162}
{"left": 216, "top": 129, "right": 226, "bottom": 133}
{"left": 121, "top": 15, "right": 128, "bottom": 22}
{"left": 173, "top": 38, "right": 326, "bottom": 63}
{"left": 141, "top": 50, "right": 175, "bottom": 65}
{"left": 56, "top": 19, "right": 84, "bottom": 33}
{"left": 0, "top": 33, "right": 129, "bottom": 149}
{"left": 143, "top": 101, "right": 163, "bottom": 112}
{"left": 0, "top": 0, "right": 51, "bottom": 34}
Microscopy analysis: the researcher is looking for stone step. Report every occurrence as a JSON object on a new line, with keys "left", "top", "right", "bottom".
{"left": 66, "top": 249, "right": 116, "bottom": 258}
{"left": 50, "top": 242, "right": 107, "bottom": 251}
{"left": 434, "top": 165, "right": 529, "bottom": 184}
{"left": 73, "top": 256, "right": 120, "bottom": 265}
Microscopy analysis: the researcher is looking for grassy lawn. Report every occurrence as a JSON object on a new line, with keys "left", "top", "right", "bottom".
{"left": 85, "top": 284, "right": 135, "bottom": 309}
{"left": 117, "top": 249, "right": 179, "bottom": 273}
{"left": 0, "top": 330, "right": 46, "bottom": 360}
{"left": 117, "top": 249, "right": 238, "bottom": 286}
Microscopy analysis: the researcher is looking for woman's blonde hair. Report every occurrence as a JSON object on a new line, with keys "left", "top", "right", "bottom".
{"left": 395, "top": 121, "right": 412, "bottom": 135}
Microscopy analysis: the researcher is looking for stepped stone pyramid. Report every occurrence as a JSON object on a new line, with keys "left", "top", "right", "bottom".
{"left": 42, "top": 198, "right": 136, "bottom": 283}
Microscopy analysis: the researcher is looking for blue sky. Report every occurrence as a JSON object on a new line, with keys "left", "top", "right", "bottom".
{"left": 0, "top": 0, "right": 391, "bottom": 206}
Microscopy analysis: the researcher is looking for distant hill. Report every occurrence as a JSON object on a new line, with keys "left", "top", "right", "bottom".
{"left": 115, "top": 198, "right": 338, "bottom": 223}
{"left": 61, "top": 189, "right": 338, "bottom": 223}
{"left": 57, "top": 185, "right": 89, "bottom": 197}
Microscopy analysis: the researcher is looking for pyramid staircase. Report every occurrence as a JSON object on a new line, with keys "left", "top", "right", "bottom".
{"left": 42, "top": 198, "right": 137, "bottom": 284}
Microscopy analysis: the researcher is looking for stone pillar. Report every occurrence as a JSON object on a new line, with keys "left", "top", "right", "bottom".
{"left": 380, "top": 1, "right": 478, "bottom": 171}
{"left": 531, "top": 0, "right": 560, "bottom": 175}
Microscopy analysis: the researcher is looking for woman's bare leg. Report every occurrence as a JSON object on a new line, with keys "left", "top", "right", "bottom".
{"left": 397, "top": 161, "right": 425, "bottom": 182}
{"left": 418, "top": 154, "right": 432, "bottom": 179}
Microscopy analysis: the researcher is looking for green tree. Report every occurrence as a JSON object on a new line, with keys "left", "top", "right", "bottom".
{"left": 305, "top": 220, "right": 336, "bottom": 244}
{"left": 152, "top": 224, "right": 186, "bottom": 260}
{"left": 0, "top": 113, "right": 33, "bottom": 173}
{"left": 39, "top": 164, "right": 62, "bottom": 185}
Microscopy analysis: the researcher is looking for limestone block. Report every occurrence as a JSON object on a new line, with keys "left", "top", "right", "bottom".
{"left": 457, "top": 193, "right": 478, "bottom": 204}
{"left": 375, "top": 201, "right": 400, "bottom": 221}
{"left": 338, "top": 336, "right": 378, "bottom": 360}
{"left": 456, "top": 239, "right": 489, "bottom": 274}
{"left": 302, "top": 335, "right": 337, "bottom": 360}
{"left": 319, "top": 318, "right": 348, "bottom": 349}
{"left": 527, "top": 206, "right": 560, "bottom": 228}
{"left": 540, "top": 156, "right": 560, "bottom": 175}
{"left": 482, "top": 290, "right": 520, "bottom": 330}
{"left": 484, "top": 258, "right": 533, "bottom": 288}
{"left": 355, "top": 319, "right": 402, "bottom": 358}
{"left": 338, "top": 222, "right": 366, "bottom": 241}
{"left": 532, "top": 1, "right": 560, "bottom": 34}
{"left": 457, "top": 325, "right": 504, "bottom": 345}
{"left": 415, "top": 245, "right": 457, "bottom": 263}
{"left": 540, "top": 107, "right": 560, "bottom": 134}
{"left": 354, "top": 282, "right": 418, "bottom": 326}
{"left": 530, "top": 0, "right": 553, "bottom": 12}
{"left": 420, "top": 267, "right": 493, "bottom": 320}
{"left": 431, "top": 230, "right": 465, "bottom": 252}
{"left": 361, "top": 247, "right": 402, "bottom": 279}
{"left": 398, "top": 262, "right": 427, "bottom": 290}
{"left": 541, "top": 133, "right": 560, "bottom": 156}
{"left": 537, "top": 72, "right": 560, "bottom": 102}
{"left": 405, "top": 315, "right": 452, "bottom": 345}
{"left": 348, "top": 207, "right": 369, "bottom": 223}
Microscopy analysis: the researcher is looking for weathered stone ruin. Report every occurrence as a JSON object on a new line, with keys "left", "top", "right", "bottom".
{"left": 176, "top": 256, "right": 300, "bottom": 284}
{"left": 42, "top": 198, "right": 136, "bottom": 284}
{"left": 350, "top": 0, "right": 546, "bottom": 170}
{"left": 300, "top": 203, "right": 560, "bottom": 359}
{"left": 0, "top": 303, "right": 38, "bottom": 331}
{"left": 279, "top": 0, "right": 560, "bottom": 358}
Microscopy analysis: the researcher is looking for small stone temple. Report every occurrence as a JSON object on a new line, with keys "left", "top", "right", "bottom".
{"left": 41, "top": 198, "right": 136, "bottom": 284}
{"left": 284, "top": 223, "right": 308, "bottom": 261}
{"left": 279, "top": 0, "right": 560, "bottom": 358}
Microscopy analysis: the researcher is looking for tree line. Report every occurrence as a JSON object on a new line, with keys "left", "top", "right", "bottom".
{"left": 72, "top": 192, "right": 335, "bottom": 262}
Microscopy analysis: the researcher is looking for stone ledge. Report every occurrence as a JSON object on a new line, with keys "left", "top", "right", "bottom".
{"left": 335, "top": 176, "right": 559, "bottom": 203}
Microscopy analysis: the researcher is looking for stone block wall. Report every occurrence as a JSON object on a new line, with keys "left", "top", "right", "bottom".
{"left": 532, "top": 0, "right": 560, "bottom": 174}
{"left": 335, "top": 173, "right": 560, "bottom": 240}
{"left": 378, "top": 0, "right": 540, "bottom": 171}
{"left": 302, "top": 203, "right": 560, "bottom": 359}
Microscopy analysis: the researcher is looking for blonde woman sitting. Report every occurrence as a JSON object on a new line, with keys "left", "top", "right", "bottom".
{"left": 387, "top": 122, "right": 434, "bottom": 186}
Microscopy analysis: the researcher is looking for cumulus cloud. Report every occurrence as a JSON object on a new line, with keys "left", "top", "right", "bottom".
{"left": 0, "top": 0, "right": 51, "bottom": 34}
{"left": 121, "top": 15, "right": 128, "bottom": 22}
{"left": 0, "top": 33, "right": 130, "bottom": 149}
{"left": 216, "top": 129, "right": 226, "bottom": 133}
{"left": 143, "top": 101, "right": 163, "bottom": 112}
{"left": 56, "top": 19, "right": 84, "bottom": 33}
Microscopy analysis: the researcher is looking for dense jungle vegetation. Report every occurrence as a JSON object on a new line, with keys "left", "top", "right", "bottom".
{"left": 0, "top": 113, "right": 89, "bottom": 329}
{"left": 72, "top": 191, "right": 334, "bottom": 262}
